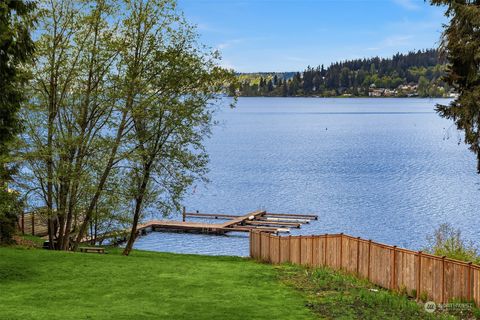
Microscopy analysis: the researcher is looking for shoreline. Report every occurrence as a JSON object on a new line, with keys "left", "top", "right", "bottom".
{"left": 232, "top": 95, "right": 452, "bottom": 99}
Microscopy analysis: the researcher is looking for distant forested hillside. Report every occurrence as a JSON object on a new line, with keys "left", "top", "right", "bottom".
{"left": 235, "top": 49, "right": 452, "bottom": 98}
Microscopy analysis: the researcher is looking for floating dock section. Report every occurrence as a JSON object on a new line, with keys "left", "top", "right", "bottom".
{"left": 18, "top": 209, "right": 318, "bottom": 245}
{"left": 137, "top": 209, "right": 317, "bottom": 235}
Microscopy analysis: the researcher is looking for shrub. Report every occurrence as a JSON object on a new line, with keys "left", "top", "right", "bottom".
{"left": 425, "top": 223, "right": 479, "bottom": 264}
{"left": 0, "top": 189, "right": 23, "bottom": 244}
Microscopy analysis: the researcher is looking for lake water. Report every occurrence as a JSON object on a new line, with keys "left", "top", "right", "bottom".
{"left": 134, "top": 97, "right": 480, "bottom": 256}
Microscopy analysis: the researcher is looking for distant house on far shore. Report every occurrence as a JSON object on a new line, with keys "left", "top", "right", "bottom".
{"left": 368, "top": 84, "right": 383, "bottom": 97}
{"left": 368, "top": 83, "right": 421, "bottom": 97}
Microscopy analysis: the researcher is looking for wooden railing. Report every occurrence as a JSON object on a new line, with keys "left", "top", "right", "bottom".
{"left": 250, "top": 231, "right": 480, "bottom": 306}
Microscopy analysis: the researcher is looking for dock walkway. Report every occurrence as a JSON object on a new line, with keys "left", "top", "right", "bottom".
{"left": 18, "top": 209, "right": 318, "bottom": 244}
{"left": 137, "top": 209, "right": 317, "bottom": 235}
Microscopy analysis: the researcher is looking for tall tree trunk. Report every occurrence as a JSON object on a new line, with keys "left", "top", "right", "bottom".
{"left": 56, "top": 145, "right": 75, "bottom": 249}
{"left": 89, "top": 220, "right": 94, "bottom": 245}
{"left": 47, "top": 217, "right": 55, "bottom": 249}
{"left": 45, "top": 12, "right": 60, "bottom": 250}
{"left": 477, "top": 151, "right": 480, "bottom": 174}
{"left": 62, "top": 187, "right": 77, "bottom": 250}
{"left": 72, "top": 111, "right": 128, "bottom": 250}
{"left": 46, "top": 74, "right": 56, "bottom": 250}
{"left": 94, "top": 213, "right": 98, "bottom": 245}
{"left": 122, "top": 163, "right": 151, "bottom": 256}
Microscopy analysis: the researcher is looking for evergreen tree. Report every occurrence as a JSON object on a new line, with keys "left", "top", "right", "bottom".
{"left": 313, "top": 74, "right": 322, "bottom": 92}
{"left": 282, "top": 81, "right": 288, "bottom": 97}
{"left": 235, "top": 49, "right": 445, "bottom": 97}
{"left": 320, "top": 64, "right": 326, "bottom": 77}
{"left": 267, "top": 79, "right": 273, "bottom": 92}
{"left": 0, "top": 0, "right": 35, "bottom": 243}
{"left": 431, "top": 0, "right": 480, "bottom": 173}
{"left": 340, "top": 67, "right": 350, "bottom": 89}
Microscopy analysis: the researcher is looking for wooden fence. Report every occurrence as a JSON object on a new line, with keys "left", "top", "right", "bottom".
{"left": 17, "top": 212, "right": 49, "bottom": 236}
{"left": 250, "top": 231, "right": 480, "bottom": 306}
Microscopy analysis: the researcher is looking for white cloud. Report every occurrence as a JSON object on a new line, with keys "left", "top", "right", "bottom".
{"left": 388, "top": 18, "right": 441, "bottom": 33}
{"left": 383, "top": 34, "right": 414, "bottom": 47}
{"left": 361, "top": 34, "right": 414, "bottom": 52}
{"left": 392, "top": 0, "right": 420, "bottom": 11}
{"left": 216, "top": 38, "right": 244, "bottom": 50}
{"left": 218, "top": 59, "right": 236, "bottom": 70}
{"left": 217, "top": 43, "right": 229, "bottom": 50}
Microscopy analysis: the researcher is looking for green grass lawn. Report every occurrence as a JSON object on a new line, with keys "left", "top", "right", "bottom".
{"left": 0, "top": 245, "right": 476, "bottom": 320}
{"left": 0, "top": 246, "right": 314, "bottom": 320}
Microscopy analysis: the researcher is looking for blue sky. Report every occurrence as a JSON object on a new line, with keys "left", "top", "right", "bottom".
{"left": 178, "top": 0, "right": 448, "bottom": 72}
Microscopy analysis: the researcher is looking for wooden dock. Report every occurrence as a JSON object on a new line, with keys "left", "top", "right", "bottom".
{"left": 136, "top": 209, "right": 317, "bottom": 235}
{"left": 17, "top": 208, "right": 318, "bottom": 244}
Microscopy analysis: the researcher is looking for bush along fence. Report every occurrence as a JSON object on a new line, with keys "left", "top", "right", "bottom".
{"left": 250, "top": 231, "right": 480, "bottom": 306}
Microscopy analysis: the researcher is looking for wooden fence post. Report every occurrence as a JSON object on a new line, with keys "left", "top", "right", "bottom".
{"left": 21, "top": 212, "right": 25, "bottom": 235}
{"left": 367, "top": 240, "right": 372, "bottom": 280}
{"left": 249, "top": 230, "right": 253, "bottom": 258}
{"left": 324, "top": 234, "right": 328, "bottom": 266}
{"left": 299, "top": 236, "right": 302, "bottom": 264}
{"left": 265, "top": 233, "right": 268, "bottom": 262}
{"left": 340, "top": 233, "right": 344, "bottom": 269}
{"left": 267, "top": 233, "right": 271, "bottom": 262}
{"left": 391, "top": 246, "right": 397, "bottom": 290}
{"left": 288, "top": 235, "right": 292, "bottom": 262}
{"left": 416, "top": 251, "right": 422, "bottom": 300}
{"left": 468, "top": 262, "right": 472, "bottom": 302}
{"left": 259, "top": 232, "right": 263, "bottom": 261}
{"left": 356, "top": 237, "right": 360, "bottom": 275}
{"left": 311, "top": 236, "right": 314, "bottom": 266}
{"left": 278, "top": 235, "right": 281, "bottom": 263}
{"left": 268, "top": 233, "right": 272, "bottom": 263}
{"left": 441, "top": 256, "right": 446, "bottom": 304}
{"left": 31, "top": 213, "right": 35, "bottom": 236}
{"left": 269, "top": 233, "right": 273, "bottom": 263}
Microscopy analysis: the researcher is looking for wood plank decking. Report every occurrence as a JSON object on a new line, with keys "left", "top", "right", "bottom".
{"left": 136, "top": 210, "right": 316, "bottom": 235}
{"left": 17, "top": 209, "right": 318, "bottom": 243}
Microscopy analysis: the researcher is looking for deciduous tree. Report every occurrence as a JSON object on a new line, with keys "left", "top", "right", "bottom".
{"left": 21, "top": 0, "right": 234, "bottom": 252}
{"left": 119, "top": 0, "right": 235, "bottom": 255}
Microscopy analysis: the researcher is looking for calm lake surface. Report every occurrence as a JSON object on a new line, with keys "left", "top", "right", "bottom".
{"left": 134, "top": 97, "right": 480, "bottom": 256}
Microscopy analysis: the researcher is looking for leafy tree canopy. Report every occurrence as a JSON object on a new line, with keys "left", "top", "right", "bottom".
{"left": 431, "top": 0, "right": 480, "bottom": 173}
{"left": 0, "top": 0, "right": 35, "bottom": 243}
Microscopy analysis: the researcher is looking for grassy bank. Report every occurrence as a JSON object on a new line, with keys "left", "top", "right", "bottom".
{"left": 0, "top": 245, "right": 475, "bottom": 319}
{"left": 277, "top": 264, "right": 478, "bottom": 320}
{"left": 0, "top": 246, "right": 314, "bottom": 320}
